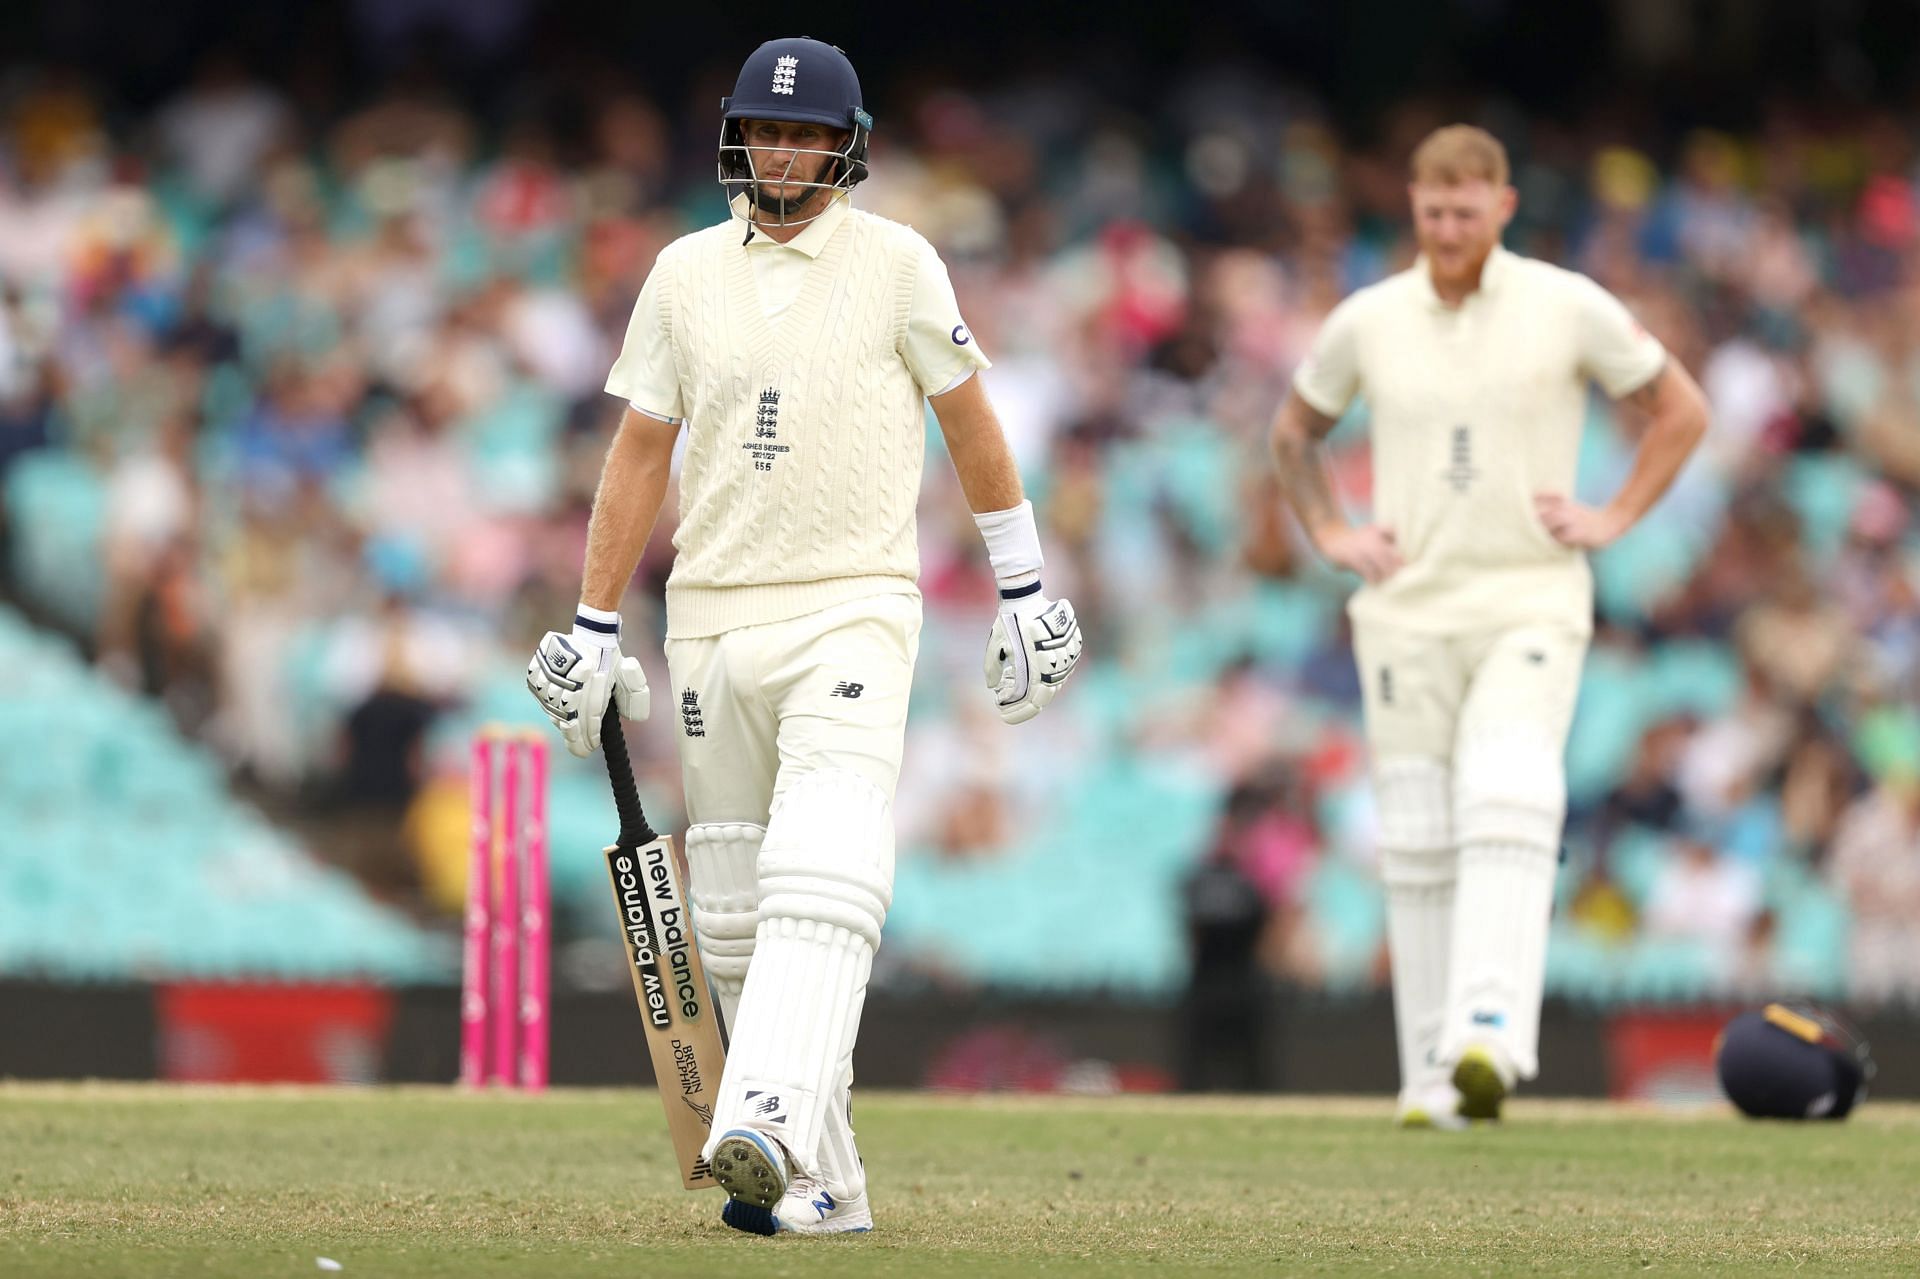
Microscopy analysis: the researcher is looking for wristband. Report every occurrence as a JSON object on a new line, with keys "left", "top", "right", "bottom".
{"left": 973, "top": 500, "right": 1045, "bottom": 594}
{"left": 573, "top": 602, "right": 622, "bottom": 647}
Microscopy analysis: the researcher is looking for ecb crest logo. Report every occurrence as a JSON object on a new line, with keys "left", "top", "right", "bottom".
{"left": 772, "top": 56, "right": 798, "bottom": 95}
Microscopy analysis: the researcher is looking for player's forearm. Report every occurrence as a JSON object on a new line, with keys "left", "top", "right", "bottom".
{"left": 1601, "top": 366, "right": 1710, "bottom": 531}
{"left": 1269, "top": 394, "right": 1346, "bottom": 546}
{"left": 948, "top": 431, "right": 1025, "bottom": 513}
{"left": 934, "top": 377, "right": 1025, "bottom": 513}
{"left": 579, "top": 409, "right": 679, "bottom": 612}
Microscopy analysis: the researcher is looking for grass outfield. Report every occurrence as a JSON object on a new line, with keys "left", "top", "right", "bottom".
{"left": 3, "top": 1087, "right": 1918, "bottom": 1277}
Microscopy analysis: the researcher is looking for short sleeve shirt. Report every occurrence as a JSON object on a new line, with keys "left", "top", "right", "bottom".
{"left": 605, "top": 197, "right": 990, "bottom": 419}
{"left": 1291, "top": 246, "right": 1667, "bottom": 636}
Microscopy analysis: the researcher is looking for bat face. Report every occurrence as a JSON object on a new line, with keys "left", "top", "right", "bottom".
{"left": 605, "top": 834, "right": 728, "bottom": 1189}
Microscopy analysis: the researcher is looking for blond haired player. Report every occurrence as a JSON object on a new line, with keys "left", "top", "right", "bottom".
{"left": 1271, "top": 126, "right": 1708, "bottom": 1126}
{"left": 525, "top": 38, "right": 1081, "bottom": 1231}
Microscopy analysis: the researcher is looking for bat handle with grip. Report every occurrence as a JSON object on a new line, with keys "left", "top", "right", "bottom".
{"left": 600, "top": 703, "right": 657, "bottom": 847}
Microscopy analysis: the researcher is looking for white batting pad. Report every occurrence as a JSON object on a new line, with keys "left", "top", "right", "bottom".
{"left": 688, "top": 818, "right": 867, "bottom": 1197}
{"left": 1454, "top": 725, "right": 1566, "bottom": 852}
{"left": 702, "top": 770, "right": 894, "bottom": 1178}
{"left": 815, "top": 1066, "right": 866, "bottom": 1201}
{"left": 1446, "top": 726, "right": 1567, "bottom": 1080}
{"left": 1444, "top": 841, "right": 1557, "bottom": 1080}
{"left": 1375, "top": 757, "right": 1456, "bottom": 1093}
{"left": 686, "top": 822, "right": 765, "bottom": 1027}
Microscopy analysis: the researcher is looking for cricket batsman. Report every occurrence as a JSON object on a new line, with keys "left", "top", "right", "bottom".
{"left": 1269, "top": 126, "right": 1709, "bottom": 1126}
{"left": 524, "top": 38, "right": 1081, "bottom": 1232}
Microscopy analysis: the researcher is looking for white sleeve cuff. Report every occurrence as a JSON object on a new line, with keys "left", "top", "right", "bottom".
{"left": 630, "top": 402, "right": 683, "bottom": 424}
{"left": 930, "top": 368, "right": 977, "bottom": 398}
{"left": 973, "top": 499, "right": 1044, "bottom": 592}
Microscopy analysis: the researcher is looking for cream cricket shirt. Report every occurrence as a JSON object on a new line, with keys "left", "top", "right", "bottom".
{"left": 606, "top": 196, "right": 991, "bottom": 638}
{"left": 1293, "top": 246, "right": 1666, "bottom": 636}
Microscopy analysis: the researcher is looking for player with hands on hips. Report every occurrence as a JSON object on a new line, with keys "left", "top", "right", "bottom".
{"left": 1271, "top": 125, "right": 1708, "bottom": 1132}
{"left": 1312, "top": 522, "right": 1404, "bottom": 585}
{"left": 524, "top": 36, "right": 1080, "bottom": 1237}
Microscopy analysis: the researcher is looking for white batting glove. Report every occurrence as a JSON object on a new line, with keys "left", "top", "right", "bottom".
{"left": 526, "top": 608, "right": 650, "bottom": 758}
{"left": 984, "top": 592, "right": 1082, "bottom": 725}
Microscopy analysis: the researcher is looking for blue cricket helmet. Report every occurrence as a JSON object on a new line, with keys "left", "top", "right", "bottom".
{"left": 724, "top": 37, "right": 868, "bottom": 132}
{"left": 1715, "top": 1003, "right": 1873, "bottom": 1120}
{"left": 718, "top": 37, "right": 873, "bottom": 212}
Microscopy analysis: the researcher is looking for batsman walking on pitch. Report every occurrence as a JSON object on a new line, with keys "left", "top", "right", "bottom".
{"left": 525, "top": 37, "right": 1082, "bottom": 1233}
{"left": 1271, "top": 127, "right": 1709, "bottom": 1127}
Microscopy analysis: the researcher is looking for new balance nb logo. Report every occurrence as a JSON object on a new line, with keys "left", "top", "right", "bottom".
{"left": 810, "top": 1189, "right": 836, "bottom": 1219}
{"left": 830, "top": 682, "right": 865, "bottom": 699}
{"left": 745, "top": 1090, "right": 788, "bottom": 1125}
{"left": 771, "top": 55, "right": 798, "bottom": 95}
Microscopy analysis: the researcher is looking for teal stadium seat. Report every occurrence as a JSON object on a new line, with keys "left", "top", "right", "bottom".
{"left": 1606, "top": 825, "right": 1672, "bottom": 910}
{"left": 1299, "top": 857, "right": 1385, "bottom": 991}
{"left": 888, "top": 756, "right": 1222, "bottom": 993}
{"left": 0, "top": 605, "right": 452, "bottom": 984}
{"left": 466, "top": 378, "right": 565, "bottom": 514}
{"left": 1566, "top": 647, "right": 1654, "bottom": 806}
{"left": 3, "top": 451, "right": 106, "bottom": 629}
{"left": 1764, "top": 857, "right": 1851, "bottom": 999}
{"left": 1783, "top": 454, "right": 1865, "bottom": 559}
{"left": 1645, "top": 641, "right": 1741, "bottom": 719}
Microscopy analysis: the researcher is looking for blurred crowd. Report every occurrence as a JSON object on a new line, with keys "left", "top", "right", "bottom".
{"left": 5, "top": 48, "right": 1920, "bottom": 1005}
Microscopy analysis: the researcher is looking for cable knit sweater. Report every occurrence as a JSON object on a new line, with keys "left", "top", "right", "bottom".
{"left": 654, "top": 210, "right": 926, "bottom": 638}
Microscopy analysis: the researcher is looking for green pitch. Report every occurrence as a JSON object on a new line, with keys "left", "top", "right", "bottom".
{"left": 3, "top": 1087, "right": 1918, "bottom": 1276}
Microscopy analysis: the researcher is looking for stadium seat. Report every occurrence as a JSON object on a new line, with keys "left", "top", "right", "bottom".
{"left": 3, "top": 452, "right": 106, "bottom": 628}
{"left": 0, "top": 605, "right": 450, "bottom": 984}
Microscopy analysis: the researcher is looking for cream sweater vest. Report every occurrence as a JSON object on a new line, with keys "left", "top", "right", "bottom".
{"left": 657, "top": 210, "right": 926, "bottom": 638}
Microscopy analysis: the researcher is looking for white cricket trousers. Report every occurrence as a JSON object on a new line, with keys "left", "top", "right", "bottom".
{"left": 666, "top": 590, "right": 922, "bottom": 823}
{"left": 668, "top": 589, "right": 920, "bottom": 1196}
{"left": 1355, "top": 618, "right": 1588, "bottom": 1086}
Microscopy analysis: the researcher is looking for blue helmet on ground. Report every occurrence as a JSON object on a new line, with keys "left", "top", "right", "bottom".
{"left": 1715, "top": 1003, "right": 1873, "bottom": 1120}
{"left": 718, "top": 38, "right": 873, "bottom": 221}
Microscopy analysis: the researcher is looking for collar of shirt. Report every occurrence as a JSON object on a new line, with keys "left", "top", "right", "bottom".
{"left": 1412, "top": 243, "right": 1514, "bottom": 311}
{"left": 732, "top": 193, "right": 851, "bottom": 257}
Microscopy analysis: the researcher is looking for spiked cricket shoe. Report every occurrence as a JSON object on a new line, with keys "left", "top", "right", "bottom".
{"left": 1395, "top": 1081, "right": 1469, "bottom": 1131}
{"left": 769, "top": 1176, "right": 873, "bottom": 1234}
{"left": 1451, "top": 1043, "right": 1515, "bottom": 1122}
{"left": 713, "top": 1129, "right": 788, "bottom": 1236}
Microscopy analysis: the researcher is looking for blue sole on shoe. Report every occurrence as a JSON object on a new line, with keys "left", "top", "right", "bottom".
{"left": 721, "top": 1198, "right": 777, "bottom": 1237}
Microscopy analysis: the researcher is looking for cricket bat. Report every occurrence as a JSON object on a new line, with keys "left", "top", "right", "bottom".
{"left": 599, "top": 703, "right": 727, "bottom": 1189}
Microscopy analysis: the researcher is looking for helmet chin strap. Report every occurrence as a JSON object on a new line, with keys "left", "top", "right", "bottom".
{"left": 751, "top": 188, "right": 811, "bottom": 217}
{"left": 743, "top": 184, "right": 825, "bottom": 245}
{"left": 747, "top": 168, "right": 841, "bottom": 226}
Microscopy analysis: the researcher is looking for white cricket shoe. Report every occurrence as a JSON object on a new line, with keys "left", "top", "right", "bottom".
{"left": 769, "top": 1176, "right": 873, "bottom": 1234}
{"left": 1395, "top": 1081, "right": 1469, "bottom": 1131}
{"left": 712, "top": 1128, "right": 788, "bottom": 1237}
{"left": 1451, "top": 1042, "right": 1517, "bottom": 1122}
